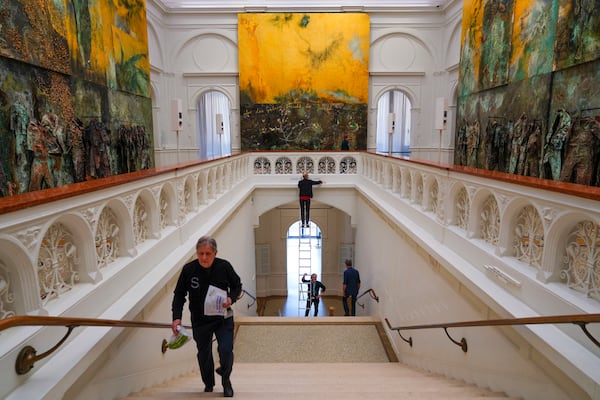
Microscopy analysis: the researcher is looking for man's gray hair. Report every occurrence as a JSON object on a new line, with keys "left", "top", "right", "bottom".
{"left": 345, "top": 259, "right": 352, "bottom": 267}
{"left": 196, "top": 236, "right": 217, "bottom": 252}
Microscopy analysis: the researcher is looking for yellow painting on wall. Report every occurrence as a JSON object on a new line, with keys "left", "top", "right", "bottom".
{"left": 238, "top": 13, "right": 370, "bottom": 104}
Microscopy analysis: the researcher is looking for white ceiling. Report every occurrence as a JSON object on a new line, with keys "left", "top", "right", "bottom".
{"left": 155, "top": 0, "right": 455, "bottom": 12}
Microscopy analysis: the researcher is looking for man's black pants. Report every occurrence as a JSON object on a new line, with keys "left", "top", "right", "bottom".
{"left": 192, "top": 315, "right": 234, "bottom": 387}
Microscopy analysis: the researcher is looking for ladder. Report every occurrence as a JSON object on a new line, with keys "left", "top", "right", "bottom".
{"left": 298, "top": 222, "right": 312, "bottom": 315}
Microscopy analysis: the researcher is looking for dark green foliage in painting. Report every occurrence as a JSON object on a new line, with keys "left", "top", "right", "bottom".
{"left": 115, "top": 47, "right": 149, "bottom": 96}
{"left": 241, "top": 103, "right": 366, "bottom": 151}
{"left": 554, "top": 0, "right": 600, "bottom": 70}
{"left": 241, "top": 78, "right": 368, "bottom": 151}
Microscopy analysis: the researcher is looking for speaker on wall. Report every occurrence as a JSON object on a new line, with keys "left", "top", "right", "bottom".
{"left": 216, "top": 113, "right": 224, "bottom": 134}
{"left": 171, "top": 99, "right": 183, "bottom": 132}
{"left": 434, "top": 97, "right": 448, "bottom": 131}
{"left": 388, "top": 113, "right": 396, "bottom": 133}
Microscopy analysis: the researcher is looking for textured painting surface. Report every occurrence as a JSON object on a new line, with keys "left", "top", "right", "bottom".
{"left": 239, "top": 13, "right": 370, "bottom": 151}
{"left": 456, "top": 0, "right": 600, "bottom": 187}
{"left": 509, "top": 0, "right": 556, "bottom": 81}
{"left": 479, "top": 0, "right": 514, "bottom": 90}
{"left": 0, "top": 0, "right": 153, "bottom": 197}
{"left": 554, "top": 0, "right": 600, "bottom": 70}
{"left": 459, "top": 0, "right": 485, "bottom": 97}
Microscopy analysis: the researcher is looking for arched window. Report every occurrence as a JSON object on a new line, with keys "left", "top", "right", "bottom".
{"left": 376, "top": 90, "right": 411, "bottom": 155}
{"left": 197, "top": 90, "right": 231, "bottom": 160}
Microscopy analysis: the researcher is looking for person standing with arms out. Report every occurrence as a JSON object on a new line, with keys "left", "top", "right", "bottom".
{"left": 298, "top": 173, "right": 323, "bottom": 228}
{"left": 342, "top": 259, "right": 361, "bottom": 316}
{"left": 341, "top": 135, "right": 350, "bottom": 150}
{"left": 171, "top": 236, "right": 242, "bottom": 397}
{"left": 302, "top": 273, "right": 326, "bottom": 316}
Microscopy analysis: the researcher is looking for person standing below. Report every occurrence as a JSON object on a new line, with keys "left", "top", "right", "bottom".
{"left": 341, "top": 135, "right": 350, "bottom": 150}
{"left": 342, "top": 259, "right": 361, "bottom": 316}
{"left": 302, "top": 273, "right": 326, "bottom": 316}
{"left": 297, "top": 173, "right": 323, "bottom": 228}
{"left": 171, "top": 236, "right": 242, "bottom": 397}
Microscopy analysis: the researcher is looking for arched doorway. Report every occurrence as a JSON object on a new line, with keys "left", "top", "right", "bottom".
{"left": 285, "top": 220, "right": 323, "bottom": 316}
{"left": 197, "top": 90, "right": 232, "bottom": 160}
{"left": 376, "top": 89, "right": 411, "bottom": 155}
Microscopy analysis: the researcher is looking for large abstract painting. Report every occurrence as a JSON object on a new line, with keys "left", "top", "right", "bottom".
{"left": 457, "top": 0, "right": 600, "bottom": 187}
{"left": 238, "top": 13, "right": 370, "bottom": 151}
{"left": 0, "top": 0, "right": 152, "bottom": 197}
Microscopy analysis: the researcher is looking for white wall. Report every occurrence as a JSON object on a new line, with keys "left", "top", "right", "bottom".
{"left": 353, "top": 194, "right": 580, "bottom": 400}
{"left": 66, "top": 198, "right": 259, "bottom": 400}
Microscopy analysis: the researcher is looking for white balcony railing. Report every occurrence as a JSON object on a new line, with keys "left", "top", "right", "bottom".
{"left": 1, "top": 151, "right": 599, "bottom": 328}
{"left": 0, "top": 151, "right": 599, "bottom": 399}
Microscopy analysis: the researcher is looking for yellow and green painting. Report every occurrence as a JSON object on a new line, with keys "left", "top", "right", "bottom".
{"left": 508, "top": 0, "right": 556, "bottom": 81}
{"left": 239, "top": 13, "right": 370, "bottom": 151}
{"left": 0, "top": 0, "right": 153, "bottom": 197}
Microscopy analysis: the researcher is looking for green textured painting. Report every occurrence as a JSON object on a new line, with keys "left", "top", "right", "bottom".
{"left": 0, "top": 0, "right": 153, "bottom": 197}
{"left": 457, "top": 0, "right": 600, "bottom": 187}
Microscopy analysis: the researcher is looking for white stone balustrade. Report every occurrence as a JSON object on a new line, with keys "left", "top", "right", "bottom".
{"left": 0, "top": 151, "right": 599, "bottom": 400}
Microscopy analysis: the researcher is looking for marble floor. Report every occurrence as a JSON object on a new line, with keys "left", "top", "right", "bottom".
{"left": 259, "top": 295, "right": 355, "bottom": 317}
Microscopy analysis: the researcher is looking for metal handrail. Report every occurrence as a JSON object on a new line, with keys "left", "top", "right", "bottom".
{"left": 385, "top": 313, "right": 600, "bottom": 353}
{"left": 238, "top": 289, "right": 257, "bottom": 308}
{"left": 357, "top": 288, "right": 379, "bottom": 309}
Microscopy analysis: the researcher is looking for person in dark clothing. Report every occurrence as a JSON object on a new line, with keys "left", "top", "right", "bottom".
{"left": 298, "top": 173, "right": 323, "bottom": 227}
{"left": 341, "top": 135, "right": 350, "bottom": 150}
{"left": 172, "top": 236, "right": 242, "bottom": 397}
{"left": 302, "top": 273, "right": 326, "bottom": 316}
{"left": 342, "top": 259, "right": 361, "bottom": 316}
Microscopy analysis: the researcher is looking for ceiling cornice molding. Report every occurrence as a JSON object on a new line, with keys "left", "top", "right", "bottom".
{"left": 370, "top": 71, "right": 426, "bottom": 77}
{"left": 152, "top": 0, "right": 453, "bottom": 14}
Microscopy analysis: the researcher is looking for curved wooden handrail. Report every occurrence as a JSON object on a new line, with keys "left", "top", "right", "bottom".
{"left": 0, "top": 290, "right": 260, "bottom": 375}
{"left": 385, "top": 313, "right": 600, "bottom": 353}
{"left": 1, "top": 315, "right": 189, "bottom": 375}
{"left": 0, "top": 315, "right": 176, "bottom": 332}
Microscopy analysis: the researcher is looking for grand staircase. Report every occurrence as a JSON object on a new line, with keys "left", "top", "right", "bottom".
{"left": 118, "top": 317, "right": 515, "bottom": 399}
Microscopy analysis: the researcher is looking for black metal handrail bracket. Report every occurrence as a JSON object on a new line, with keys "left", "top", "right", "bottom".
{"left": 385, "top": 318, "right": 412, "bottom": 348}
{"left": 238, "top": 289, "right": 257, "bottom": 309}
{"left": 357, "top": 288, "right": 379, "bottom": 309}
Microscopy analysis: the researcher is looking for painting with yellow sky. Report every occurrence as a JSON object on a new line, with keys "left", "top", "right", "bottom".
{"left": 239, "top": 13, "right": 370, "bottom": 151}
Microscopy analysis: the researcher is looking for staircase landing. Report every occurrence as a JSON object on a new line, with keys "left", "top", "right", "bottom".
{"left": 234, "top": 316, "right": 396, "bottom": 362}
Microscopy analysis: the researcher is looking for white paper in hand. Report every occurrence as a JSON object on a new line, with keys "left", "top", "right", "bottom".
{"left": 204, "top": 285, "right": 227, "bottom": 316}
